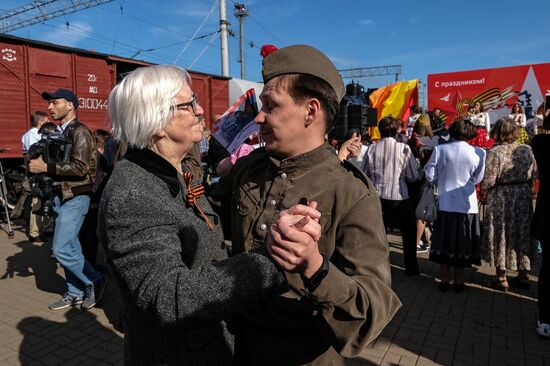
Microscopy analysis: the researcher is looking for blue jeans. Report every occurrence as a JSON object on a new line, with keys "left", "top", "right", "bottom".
{"left": 53, "top": 195, "right": 101, "bottom": 298}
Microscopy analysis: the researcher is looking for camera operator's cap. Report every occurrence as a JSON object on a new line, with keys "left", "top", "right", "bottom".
{"left": 41, "top": 88, "right": 79, "bottom": 109}
{"left": 262, "top": 45, "right": 345, "bottom": 102}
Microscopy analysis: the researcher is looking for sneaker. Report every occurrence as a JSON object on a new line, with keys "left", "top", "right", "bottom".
{"left": 536, "top": 321, "right": 550, "bottom": 338}
{"left": 29, "top": 236, "right": 46, "bottom": 244}
{"left": 81, "top": 277, "right": 108, "bottom": 310}
{"left": 48, "top": 293, "right": 83, "bottom": 310}
{"left": 417, "top": 241, "right": 429, "bottom": 253}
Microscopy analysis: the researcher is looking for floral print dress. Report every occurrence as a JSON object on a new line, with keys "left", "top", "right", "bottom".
{"left": 481, "top": 143, "right": 536, "bottom": 271}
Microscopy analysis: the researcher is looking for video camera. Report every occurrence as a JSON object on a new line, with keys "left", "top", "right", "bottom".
{"left": 26, "top": 131, "right": 72, "bottom": 217}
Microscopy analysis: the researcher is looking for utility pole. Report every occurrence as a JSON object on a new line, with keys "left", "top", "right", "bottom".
{"left": 219, "top": 0, "right": 230, "bottom": 77}
{"left": 234, "top": 3, "right": 248, "bottom": 80}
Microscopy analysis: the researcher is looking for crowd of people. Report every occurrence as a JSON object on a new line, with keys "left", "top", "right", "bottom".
{"left": 336, "top": 103, "right": 550, "bottom": 339}
{"left": 20, "top": 45, "right": 403, "bottom": 365}
{"left": 16, "top": 42, "right": 549, "bottom": 365}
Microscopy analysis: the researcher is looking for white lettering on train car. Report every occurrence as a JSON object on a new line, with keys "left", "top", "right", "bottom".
{"left": 78, "top": 98, "right": 108, "bottom": 110}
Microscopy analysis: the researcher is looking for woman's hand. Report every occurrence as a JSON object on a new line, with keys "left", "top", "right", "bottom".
{"left": 266, "top": 202, "right": 324, "bottom": 278}
{"left": 337, "top": 133, "right": 361, "bottom": 161}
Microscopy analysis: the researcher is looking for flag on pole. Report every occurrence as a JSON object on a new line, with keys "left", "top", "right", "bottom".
{"left": 369, "top": 80, "right": 419, "bottom": 123}
{"left": 212, "top": 88, "right": 259, "bottom": 154}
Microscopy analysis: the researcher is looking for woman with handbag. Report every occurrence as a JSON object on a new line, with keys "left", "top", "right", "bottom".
{"left": 424, "top": 118, "right": 486, "bottom": 292}
{"left": 407, "top": 114, "right": 437, "bottom": 253}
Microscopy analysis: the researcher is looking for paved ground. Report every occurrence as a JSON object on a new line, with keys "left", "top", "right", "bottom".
{"left": 0, "top": 219, "right": 548, "bottom": 365}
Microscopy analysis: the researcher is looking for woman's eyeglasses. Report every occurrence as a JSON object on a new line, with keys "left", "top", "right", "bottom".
{"left": 174, "top": 95, "right": 198, "bottom": 115}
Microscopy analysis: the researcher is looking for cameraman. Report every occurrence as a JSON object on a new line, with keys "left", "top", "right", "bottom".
{"left": 21, "top": 111, "right": 50, "bottom": 242}
{"left": 28, "top": 88, "right": 106, "bottom": 311}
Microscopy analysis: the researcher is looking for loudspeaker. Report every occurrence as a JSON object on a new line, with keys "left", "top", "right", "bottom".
{"left": 334, "top": 104, "right": 348, "bottom": 140}
{"left": 348, "top": 105, "right": 367, "bottom": 130}
{"left": 367, "top": 107, "right": 378, "bottom": 127}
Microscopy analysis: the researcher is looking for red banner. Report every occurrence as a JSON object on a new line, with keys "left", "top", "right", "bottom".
{"left": 428, "top": 63, "right": 550, "bottom": 127}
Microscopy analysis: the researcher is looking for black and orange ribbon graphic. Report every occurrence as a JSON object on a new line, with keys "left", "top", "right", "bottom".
{"left": 182, "top": 172, "right": 215, "bottom": 230}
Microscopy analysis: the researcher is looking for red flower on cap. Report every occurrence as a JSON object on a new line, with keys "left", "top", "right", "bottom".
{"left": 260, "top": 44, "right": 278, "bottom": 58}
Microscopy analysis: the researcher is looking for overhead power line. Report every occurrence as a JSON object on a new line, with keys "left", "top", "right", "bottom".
{"left": 173, "top": 0, "right": 219, "bottom": 64}
{"left": 0, "top": 0, "right": 114, "bottom": 33}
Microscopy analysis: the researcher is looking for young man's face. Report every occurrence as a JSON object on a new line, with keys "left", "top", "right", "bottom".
{"left": 256, "top": 76, "right": 311, "bottom": 158}
{"left": 47, "top": 98, "right": 72, "bottom": 122}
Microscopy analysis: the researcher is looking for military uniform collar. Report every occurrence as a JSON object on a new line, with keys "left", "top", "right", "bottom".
{"left": 268, "top": 142, "right": 337, "bottom": 171}
{"left": 125, "top": 148, "right": 181, "bottom": 197}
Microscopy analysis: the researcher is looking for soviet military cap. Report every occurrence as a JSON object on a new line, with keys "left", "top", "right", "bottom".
{"left": 262, "top": 45, "right": 345, "bottom": 102}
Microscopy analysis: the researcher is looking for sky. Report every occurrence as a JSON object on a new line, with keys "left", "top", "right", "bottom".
{"left": 2, "top": 0, "right": 550, "bottom": 98}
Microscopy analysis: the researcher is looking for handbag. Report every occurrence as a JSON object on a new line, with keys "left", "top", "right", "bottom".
{"left": 415, "top": 183, "right": 438, "bottom": 222}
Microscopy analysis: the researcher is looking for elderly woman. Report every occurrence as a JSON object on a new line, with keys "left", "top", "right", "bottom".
{"left": 481, "top": 118, "right": 536, "bottom": 291}
{"left": 424, "top": 118, "right": 486, "bottom": 292}
{"left": 98, "top": 65, "right": 320, "bottom": 365}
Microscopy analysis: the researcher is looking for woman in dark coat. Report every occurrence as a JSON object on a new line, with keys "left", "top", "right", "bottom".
{"left": 531, "top": 113, "right": 550, "bottom": 338}
{"left": 98, "top": 64, "right": 321, "bottom": 365}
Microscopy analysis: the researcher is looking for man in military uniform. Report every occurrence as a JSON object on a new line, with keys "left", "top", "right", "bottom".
{"left": 210, "top": 45, "right": 401, "bottom": 365}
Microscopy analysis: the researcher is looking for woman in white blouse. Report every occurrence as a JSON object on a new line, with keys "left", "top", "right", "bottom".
{"left": 508, "top": 103, "right": 527, "bottom": 127}
{"left": 472, "top": 101, "right": 490, "bottom": 133}
{"left": 508, "top": 103, "right": 530, "bottom": 143}
{"left": 424, "top": 118, "right": 486, "bottom": 292}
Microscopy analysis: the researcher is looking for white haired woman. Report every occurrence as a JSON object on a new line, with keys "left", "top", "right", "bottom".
{"left": 98, "top": 65, "right": 320, "bottom": 365}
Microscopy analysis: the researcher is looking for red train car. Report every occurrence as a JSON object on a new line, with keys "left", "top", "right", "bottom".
{"left": 0, "top": 33, "right": 229, "bottom": 159}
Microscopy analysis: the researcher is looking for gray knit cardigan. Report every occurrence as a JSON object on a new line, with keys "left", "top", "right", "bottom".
{"left": 97, "top": 149, "right": 286, "bottom": 366}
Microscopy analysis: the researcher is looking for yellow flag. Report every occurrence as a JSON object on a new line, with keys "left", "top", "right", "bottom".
{"left": 369, "top": 80, "right": 419, "bottom": 122}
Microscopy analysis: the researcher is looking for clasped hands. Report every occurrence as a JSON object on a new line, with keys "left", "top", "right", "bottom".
{"left": 266, "top": 201, "right": 324, "bottom": 279}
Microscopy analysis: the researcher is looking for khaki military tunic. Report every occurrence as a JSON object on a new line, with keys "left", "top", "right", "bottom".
{"left": 210, "top": 142, "right": 401, "bottom": 365}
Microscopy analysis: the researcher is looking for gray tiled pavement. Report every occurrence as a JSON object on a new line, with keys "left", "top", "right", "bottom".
{"left": 0, "top": 219, "right": 548, "bottom": 366}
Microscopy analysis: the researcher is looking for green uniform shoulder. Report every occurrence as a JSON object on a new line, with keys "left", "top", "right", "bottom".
{"left": 340, "top": 159, "right": 376, "bottom": 192}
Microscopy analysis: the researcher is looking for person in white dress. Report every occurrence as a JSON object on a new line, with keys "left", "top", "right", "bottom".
{"left": 508, "top": 103, "right": 527, "bottom": 127}
{"left": 471, "top": 101, "right": 490, "bottom": 134}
